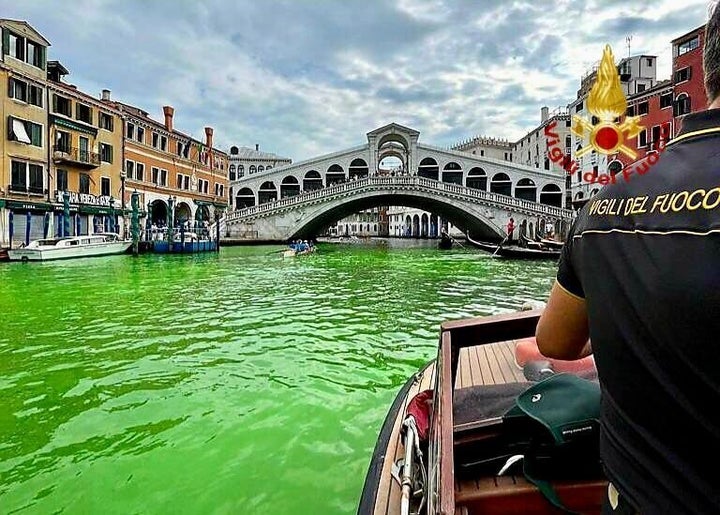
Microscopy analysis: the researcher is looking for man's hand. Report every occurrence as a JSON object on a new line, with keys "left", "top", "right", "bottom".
{"left": 536, "top": 281, "right": 590, "bottom": 360}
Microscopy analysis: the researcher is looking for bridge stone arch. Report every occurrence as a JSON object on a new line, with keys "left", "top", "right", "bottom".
{"left": 282, "top": 190, "right": 507, "bottom": 241}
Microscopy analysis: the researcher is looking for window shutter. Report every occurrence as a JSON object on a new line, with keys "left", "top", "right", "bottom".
{"left": 38, "top": 45, "right": 46, "bottom": 70}
{"left": 7, "top": 115, "right": 13, "bottom": 140}
{"left": 1, "top": 28, "right": 8, "bottom": 57}
{"left": 687, "top": 67, "right": 692, "bottom": 80}
{"left": 52, "top": 93, "right": 57, "bottom": 112}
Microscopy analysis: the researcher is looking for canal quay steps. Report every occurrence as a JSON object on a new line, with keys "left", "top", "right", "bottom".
{"left": 216, "top": 176, "right": 574, "bottom": 243}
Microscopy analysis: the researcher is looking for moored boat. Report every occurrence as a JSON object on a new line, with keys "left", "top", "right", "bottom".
{"left": 359, "top": 310, "right": 606, "bottom": 515}
{"left": 7, "top": 233, "right": 131, "bottom": 262}
{"left": 153, "top": 231, "right": 217, "bottom": 253}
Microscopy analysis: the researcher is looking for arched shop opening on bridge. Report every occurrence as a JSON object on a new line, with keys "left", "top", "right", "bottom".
{"left": 349, "top": 158, "right": 369, "bottom": 179}
{"left": 466, "top": 167, "right": 487, "bottom": 190}
{"left": 418, "top": 158, "right": 439, "bottom": 180}
{"left": 304, "top": 171, "right": 323, "bottom": 191}
{"left": 235, "top": 188, "right": 256, "bottom": 209}
{"left": 515, "top": 178, "right": 537, "bottom": 202}
{"left": 539, "top": 184, "right": 563, "bottom": 207}
{"left": 258, "top": 181, "right": 277, "bottom": 204}
{"left": 326, "top": 164, "right": 345, "bottom": 186}
{"left": 490, "top": 172, "right": 512, "bottom": 196}
{"left": 442, "top": 162, "right": 463, "bottom": 185}
{"left": 281, "top": 176, "right": 300, "bottom": 198}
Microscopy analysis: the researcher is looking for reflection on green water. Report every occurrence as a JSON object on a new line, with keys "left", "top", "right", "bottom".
{"left": 0, "top": 240, "right": 555, "bottom": 514}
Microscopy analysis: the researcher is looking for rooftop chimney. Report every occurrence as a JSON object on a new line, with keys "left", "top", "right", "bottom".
{"left": 163, "top": 106, "right": 175, "bottom": 132}
{"left": 255, "top": 143, "right": 259, "bottom": 151}
{"left": 205, "top": 127, "right": 214, "bottom": 148}
{"left": 101, "top": 89, "right": 111, "bottom": 101}
{"left": 541, "top": 106, "right": 549, "bottom": 123}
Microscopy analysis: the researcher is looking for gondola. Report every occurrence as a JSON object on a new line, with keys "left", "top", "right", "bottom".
{"left": 466, "top": 236, "right": 561, "bottom": 260}
{"left": 358, "top": 310, "right": 606, "bottom": 515}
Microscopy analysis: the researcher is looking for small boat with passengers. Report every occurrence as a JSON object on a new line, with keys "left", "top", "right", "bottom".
{"left": 284, "top": 240, "right": 316, "bottom": 258}
{"left": 467, "top": 236, "right": 561, "bottom": 260}
{"left": 359, "top": 310, "right": 605, "bottom": 515}
{"left": 8, "top": 233, "right": 131, "bottom": 262}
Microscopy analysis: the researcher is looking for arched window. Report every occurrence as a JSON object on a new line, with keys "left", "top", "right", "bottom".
{"left": 490, "top": 172, "right": 512, "bottom": 196}
{"left": 249, "top": 165, "right": 257, "bottom": 174}
{"left": 237, "top": 165, "right": 244, "bottom": 178}
{"left": 515, "top": 178, "right": 537, "bottom": 202}
{"left": 675, "top": 93, "right": 691, "bottom": 116}
{"left": 229, "top": 164, "right": 236, "bottom": 181}
{"left": 258, "top": 165, "right": 265, "bottom": 173}
{"left": 466, "top": 167, "right": 487, "bottom": 190}
{"left": 303, "top": 170, "right": 323, "bottom": 191}
{"left": 418, "top": 157, "right": 439, "bottom": 180}
{"left": 540, "top": 184, "right": 563, "bottom": 207}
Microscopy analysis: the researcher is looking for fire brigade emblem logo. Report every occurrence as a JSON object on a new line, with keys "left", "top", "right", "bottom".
{"left": 572, "top": 45, "right": 643, "bottom": 159}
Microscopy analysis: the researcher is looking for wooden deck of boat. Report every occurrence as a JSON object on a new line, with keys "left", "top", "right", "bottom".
{"left": 370, "top": 339, "right": 523, "bottom": 515}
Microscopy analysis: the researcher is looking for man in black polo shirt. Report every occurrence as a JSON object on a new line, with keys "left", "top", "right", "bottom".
{"left": 536, "top": 14, "right": 720, "bottom": 515}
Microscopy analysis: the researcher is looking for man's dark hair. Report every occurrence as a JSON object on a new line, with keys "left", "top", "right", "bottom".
{"left": 705, "top": 2, "right": 720, "bottom": 102}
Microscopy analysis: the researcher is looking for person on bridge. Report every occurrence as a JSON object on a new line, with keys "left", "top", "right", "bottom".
{"left": 536, "top": 15, "right": 720, "bottom": 515}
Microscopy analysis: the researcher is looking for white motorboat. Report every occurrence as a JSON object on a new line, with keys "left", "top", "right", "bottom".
{"left": 8, "top": 233, "right": 132, "bottom": 261}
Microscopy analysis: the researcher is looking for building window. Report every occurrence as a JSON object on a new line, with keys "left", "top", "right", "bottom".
{"left": 660, "top": 93, "right": 673, "bottom": 109}
{"left": 26, "top": 40, "right": 44, "bottom": 68}
{"left": 160, "top": 169, "right": 167, "bottom": 186}
{"left": 480, "top": 149, "right": 485, "bottom": 156}
{"left": 56, "top": 130, "right": 71, "bottom": 152}
{"left": 99, "top": 113, "right": 114, "bottom": 131}
{"left": 126, "top": 122, "right": 135, "bottom": 139}
{"left": 57, "top": 169, "right": 68, "bottom": 191}
{"left": 152, "top": 167, "right": 159, "bottom": 184}
{"left": 76, "top": 103, "right": 92, "bottom": 124}
{"left": 79, "top": 174, "right": 90, "bottom": 194}
{"left": 8, "top": 32, "right": 24, "bottom": 60}
{"left": 53, "top": 94, "right": 72, "bottom": 117}
{"left": 646, "top": 58, "right": 653, "bottom": 67}
{"left": 28, "top": 84, "right": 42, "bottom": 107}
{"left": 677, "top": 36, "right": 699, "bottom": 56}
{"left": 176, "top": 174, "right": 183, "bottom": 189}
{"left": 160, "top": 135, "right": 167, "bottom": 151}
{"left": 238, "top": 165, "right": 244, "bottom": 177}
{"left": 638, "top": 102, "right": 649, "bottom": 115}
{"left": 101, "top": 177, "right": 111, "bottom": 197}
{"left": 10, "top": 161, "right": 44, "bottom": 193}
{"left": 674, "top": 67, "right": 691, "bottom": 83}
{"left": 152, "top": 132, "right": 159, "bottom": 148}
{"left": 100, "top": 143, "right": 113, "bottom": 163}
{"left": 575, "top": 101, "right": 583, "bottom": 112}
{"left": 229, "top": 164, "right": 236, "bottom": 181}
{"left": 627, "top": 105, "right": 635, "bottom": 117}
{"left": 637, "top": 84, "right": 646, "bottom": 93}
{"left": 8, "top": 77, "right": 27, "bottom": 102}
{"left": 638, "top": 129, "right": 648, "bottom": 148}
{"left": 250, "top": 165, "right": 257, "bottom": 174}
{"left": 176, "top": 141, "right": 183, "bottom": 156}
{"left": 136, "top": 163, "right": 145, "bottom": 181}
{"left": 675, "top": 94, "right": 691, "bottom": 116}
{"left": 8, "top": 117, "right": 42, "bottom": 147}
{"left": 125, "top": 160, "right": 135, "bottom": 179}
{"left": 183, "top": 175, "right": 189, "bottom": 190}
{"left": 137, "top": 126, "right": 144, "bottom": 143}
{"left": 651, "top": 126, "right": 661, "bottom": 149}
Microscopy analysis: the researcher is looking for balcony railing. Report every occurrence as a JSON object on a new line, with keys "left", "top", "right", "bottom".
{"left": 53, "top": 145, "right": 100, "bottom": 168}
{"left": 8, "top": 184, "right": 45, "bottom": 195}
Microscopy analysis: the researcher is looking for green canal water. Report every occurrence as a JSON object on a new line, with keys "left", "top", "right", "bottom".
{"left": 0, "top": 241, "right": 557, "bottom": 514}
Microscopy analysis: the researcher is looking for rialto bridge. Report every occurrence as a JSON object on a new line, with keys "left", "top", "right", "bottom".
{"left": 221, "top": 123, "right": 573, "bottom": 242}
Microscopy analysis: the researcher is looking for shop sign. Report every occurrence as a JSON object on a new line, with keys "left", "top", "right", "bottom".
{"left": 56, "top": 191, "right": 114, "bottom": 207}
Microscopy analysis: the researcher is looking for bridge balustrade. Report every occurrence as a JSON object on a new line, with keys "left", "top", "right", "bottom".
{"left": 220, "top": 176, "right": 573, "bottom": 232}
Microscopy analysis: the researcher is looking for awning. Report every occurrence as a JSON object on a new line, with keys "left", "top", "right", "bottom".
{"left": 11, "top": 119, "right": 31, "bottom": 144}
{"left": 212, "top": 201, "right": 228, "bottom": 209}
{"left": 50, "top": 115, "right": 98, "bottom": 136}
{"left": 6, "top": 200, "right": 54, "bottom": 211}
{"left": 0, "top": 199, "right": 5, "bottom": 208}
{"left": 79, "top": 205, "right": 116, "bottom": 215}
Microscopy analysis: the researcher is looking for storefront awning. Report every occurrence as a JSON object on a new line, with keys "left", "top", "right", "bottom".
{"left": 50, "top": 115, "right": 98, "bottom": 136}
{"left": 79, "top": 205, "right": 117, "bottom": 215}
{"left": 6, "top": 200, "right": 54, "bottom": 211}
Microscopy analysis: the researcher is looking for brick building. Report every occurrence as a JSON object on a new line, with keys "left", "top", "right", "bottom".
{"left": 672, "top": 25, "right": 706, "bottom": 135}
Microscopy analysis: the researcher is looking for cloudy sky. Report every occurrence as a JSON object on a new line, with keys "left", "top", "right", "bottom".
{"left": 3, "top": 0, "right": 712, "bottom": 161}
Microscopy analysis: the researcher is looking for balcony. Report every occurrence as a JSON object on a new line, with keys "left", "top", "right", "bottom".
{"left": 8, "top": 184, "right": 46, "bottom": 196}
{"left": 53, "top": 145, "right": 100, "bottom": 169}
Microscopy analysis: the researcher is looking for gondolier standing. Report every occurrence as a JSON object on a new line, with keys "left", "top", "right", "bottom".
{"left": 506, "top": 217, "right": 515, "bottom": 243}
{"left": 537, "top": 15, "right": 720, "bottom": 515}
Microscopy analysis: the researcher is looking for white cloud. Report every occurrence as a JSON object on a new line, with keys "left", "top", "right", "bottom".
{"left": 0, "top": 0, "right": 710, "bottom": 160}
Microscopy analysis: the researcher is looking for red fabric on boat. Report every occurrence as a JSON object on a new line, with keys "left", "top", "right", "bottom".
{"left": 515, "top": 337, "right": 596, "bottom": 374}
{"left": 405, "top": 389, "right": 433, "bottom": 442}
